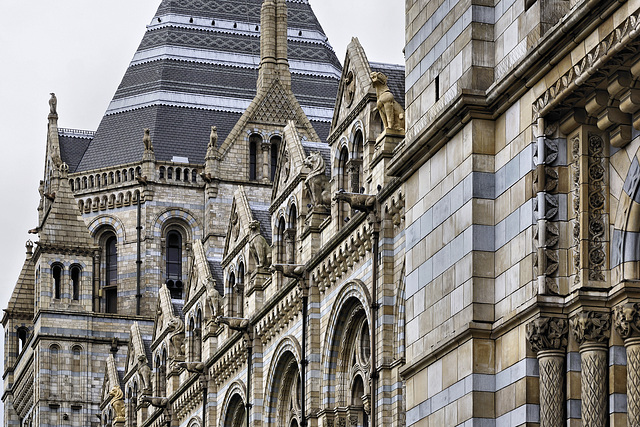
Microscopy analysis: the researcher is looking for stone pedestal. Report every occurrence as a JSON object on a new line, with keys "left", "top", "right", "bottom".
{"left": 570, "top": 311, "right": 611, "bottom": 427}
{"left": 525, "top": 317, "right": 568, "bottom": 427}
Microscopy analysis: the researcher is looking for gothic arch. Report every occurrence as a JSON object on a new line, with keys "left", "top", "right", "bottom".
{"left": 88, "top": 215, "right": 126, "bottom": 243}
{"left": 321, "top": 280, "right": 372, "bottom": 408}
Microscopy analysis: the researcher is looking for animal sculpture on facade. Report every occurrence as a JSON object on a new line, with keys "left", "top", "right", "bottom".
{"left": 109, "top": 386, "right": 126, "bottom": 422}
{"left": 303, "top": 152, "right": 331, "bottom": 209}
{"left": 370, "top": 72, "right": 405, "bottom": 133}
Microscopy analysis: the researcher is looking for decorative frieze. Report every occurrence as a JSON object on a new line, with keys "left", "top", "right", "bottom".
{"left": 587, "top": 133, "right": 606, "bottom": 282}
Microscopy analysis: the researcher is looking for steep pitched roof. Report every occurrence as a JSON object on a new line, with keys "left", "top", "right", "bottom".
{"left": 3, "top": 255, "right": 35, "bottom": 321}
{"left": 37, "top": 165, "right": 96, "bottom": 252}
{"left": 71, "top": 0, "right": 341, "bottom": 172}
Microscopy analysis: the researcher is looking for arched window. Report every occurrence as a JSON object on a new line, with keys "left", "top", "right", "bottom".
{"left": 128, "top": 382, "right": 138, "bottom": 427}
{"left": 166, "top": 231, "right": 183, "bottom": 299}
{"left": 82, "top": 176, "right": 88, "bottom": 189}
{"left": 167, "top": 167, "right": 173, "bottom": 180}
{"left": 175, "top": 168, "right": 182, "bottom": 181}
{"left": 195, "top": 310, "right": 202, "bottom": 361}
{"left": 52, "top": 264, "right": 62, "bottom": 299}
{"left": 161, "top": 349, "right": 167, "bottom": 397}
{"left": 123, "top": 169, "right": 128, "bottom": 182}
{"left": 89, "top": 176, "right": 94, "bottom": 188}
{"left": 192, "top": 169, "right": 197, "bottom": 182}
{"left": 249, "top": 134, "right": 261, "bottom": 180}
{"left": 271, "top": 136, "right": 281, "bottom": 181}
{"left": 288, "top": 206, "right": 297, "bottom": 264}
{"left": 223, "top": 394, "right": 246, "bottom": 427}
{"left": 70, "top": 265, "right": 81, "bottom": 301}
{"left": 183, "top": 168, "right": 190, "bottom": 181}
{"left": 277, "top": 217, "right": 286, "bottom": 263}
{"left": 338, "top": 146, "right": 350, "bottom": 225}
{"left": 69, "top": 179, "right": 75, "bottom": 191}
{"left": 116, "top": 170, "right": 121, "bottom": 183}
{"left": 105, "top": 234, "right": 118, "bottom": 313}
{"left": 17, "top": 327, "right": 28, "bottom": 355}
{"left": 135, "top": 167, "right": 142, "bottom": 177}
{"left": 159, "top": 167, "right": 165, "bottom": 180}
{"left": 72, "top": 345, "right": 82, "bottom": 399}
{"left": 237, "top": 263, "right": 245, "bottom": 318}
{"left": 353, "top": 130, "right": 364, "bottom": 193}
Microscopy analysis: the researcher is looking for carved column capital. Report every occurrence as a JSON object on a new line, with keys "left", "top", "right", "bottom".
{"left": 526, "top": 317, "right": 569, "bottom": 353}
{"left": 570, "top": 311, "right": 611, "bottom": 346}
{"left": 613, "top": 303, "right": 640, "bottom": 340}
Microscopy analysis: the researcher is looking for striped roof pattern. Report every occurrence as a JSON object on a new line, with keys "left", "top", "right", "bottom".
{"left": 70, "top": 0, "right": 341, "bottom": 172}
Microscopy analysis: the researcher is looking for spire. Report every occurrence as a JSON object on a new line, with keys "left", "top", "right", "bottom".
{"left": 258, "top": 0, "right": 291, "bottom": 90}
{"left": 47, "top": 93, "right": 62, "bottom": 167}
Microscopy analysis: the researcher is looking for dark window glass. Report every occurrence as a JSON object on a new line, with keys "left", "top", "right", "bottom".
{"left": 71, "top": 266, "right": 80, "bottom": 300}
{"left": 249, "top": 136, "right": 258, "bottom": 181}
{"left": 17, "top": 328, "right": 28, "bottom": 354}
{"left": 105, "top": 236, "right": 117, "bottom": 286}
{"left": 105, "top": 288, "right": 117, "bottom": 313}
{"left": 53, "top": 265, "right": 62, "bottom": 299}
{"left": 271, "top": 136, "right": 281, "bottom": 181}
{"left": 166, "top": 231, "right": 182, "bottom": 279}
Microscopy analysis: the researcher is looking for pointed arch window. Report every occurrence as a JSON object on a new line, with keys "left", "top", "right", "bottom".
{"left": 271, "top": 135, "right": 281, "bottom": 181}
{"left": 277, "top": 217, "right": 286, "bottom": 263}
{"left": 166, "top": 230, "right": 183, "bottom": 299}
{"left": 236, "top": 263, "right": 245, "bottom": 318}
{"left": 352, "top": 130, "right": 364, "bottom": 193}
{"left": 52, "top": 264, "right": 62, "bottom": 299}
{"left": 338, "top": 146, "right": 350, "bottom": 225}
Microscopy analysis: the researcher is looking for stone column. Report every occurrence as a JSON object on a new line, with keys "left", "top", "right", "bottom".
{"left": 284, "top": 228, "right": 296, "bottom": 264}
{"left": 570, "top": 311, "right": 611, "bottom": 426}
{"left": 261, "top": 142, "right": 271, "bottom": 183}
{"left": 346, "top": 159, "right": 362, "bottom": 193}
{"left": 613, "top": 303, "right": 640, "bottom": 425}
{"left": 525, "top": 317, "right": 568, "bottom": 427}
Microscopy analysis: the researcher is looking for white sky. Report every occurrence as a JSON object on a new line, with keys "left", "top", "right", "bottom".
{"left": 0, "top": 0, "right": 404, "bottom": 416}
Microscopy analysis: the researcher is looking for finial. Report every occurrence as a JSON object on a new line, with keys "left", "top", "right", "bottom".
{"left": 25, "top": 240, "right": 34, "bottom": 256}
{"left": 59, "top": 162, "right": 69, "bottom": 178}
{"left": 143, "top": 128, "right": 154, "bottom": 152}
{"left": 49, "top": 93, "right": 57, "bottom": 115}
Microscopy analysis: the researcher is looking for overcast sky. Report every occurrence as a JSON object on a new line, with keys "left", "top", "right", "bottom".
{"left": 0, "top": 0, "right": 404, "bottom": 411}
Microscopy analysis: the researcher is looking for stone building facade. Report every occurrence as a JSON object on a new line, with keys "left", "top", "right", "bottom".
{"left": 401, "top": 0, "right": 640, "bottom": 425}
{"left": 6, "top": 0, "right": 640, "bottom": 426}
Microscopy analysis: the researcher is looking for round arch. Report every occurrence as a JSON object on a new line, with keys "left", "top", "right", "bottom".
{"left": 220, "top": 381, "right": 247, "bottom": 427}
{"left": 612, "top": 154, "right": 640, "bottom": 282}
{"left": 320, "top": 280, "right": 372, "bottom": 407}
{"left": 264, "top": 336, "right": 303, "bottom": 425}
{"left": 88, "top": 215, "right": 126, "bottom": 243}
{"left": 152, "top": 208, "right": 202, "bottom": 241}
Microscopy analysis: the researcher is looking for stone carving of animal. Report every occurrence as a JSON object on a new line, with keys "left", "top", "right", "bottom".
{"left": 249, "top": 220, "right": 272, "bottom": 268}
{"left": 137, "top": 355, "right": 152, "bottom": 393}
{"left": 143, "top": 128, "right": 153, "bottom": 151}
{"left": 109, "top": 386, "right": 126, "bottom": 421}
{"left": 303, "top": 152, "right": 331, "bottom": 209}
{"left": 167, "top": 317, "right": 185, "bottom": 357}
{"left": 334, "top": 190, "right": 377, "bottom": 213}
{"left": 370, "top": 72, "right": 405, "bottom": 133}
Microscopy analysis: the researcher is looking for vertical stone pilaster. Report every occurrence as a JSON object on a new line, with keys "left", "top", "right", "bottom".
{"left": 570, "top": 311, "right": 611, "bottom": 426}
{"left": 261, "top": 142, "right": 271, "bottom": 182}
{"left": 613, "top": 303, "right": 640, "bottom": 425}
{"left": 526, "top": 317, "right": 569, "bottom": 427}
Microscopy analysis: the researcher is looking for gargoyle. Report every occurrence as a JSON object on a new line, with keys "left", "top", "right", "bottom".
{"left": 44, "top": 192, "right": 56, "bottom": 201}
{"left": 140, "top": 396, "right": 169, "bottom": 408}
{"left": 215, "top": 316, "right": 249, "bottom": 332}
{"left": 177, "top": 361, "right": 205, "bottom": 374}
{"left": 271, "top": 264, "right": 305, "bottom": 279}
{"left": 334, "top": 190, "right": 376, "bottom": 213}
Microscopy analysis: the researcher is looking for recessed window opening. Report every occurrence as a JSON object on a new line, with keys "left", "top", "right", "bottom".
{"left": 71, "top": 266, "right": 81, "bottom": 301}
{"left": 435, "top": 75, "right": 440, "bottom": 101}
{"left": 52, "top": 264, "right": 62, "bottom": 299}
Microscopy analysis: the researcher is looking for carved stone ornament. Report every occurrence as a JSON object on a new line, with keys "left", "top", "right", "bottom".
{"left": 344, "top": 70, "right": 355, "bottom": 107}
{"left": 167, "top": 316, "right": 185, "bottom": 358}
{"left": 370, "top": 72, "right": 405, "bottom": 133}
{"left": 587, "top": 133, "right": 606, "bottom": 282}
{"left": 143, "top": 128, "right": 154, "bottom": 152}
{"left": 526, "top": 317, "right": 569, "bottom": 353}
{"left": 231, "top": 208, "right": 240, "bottom": 242}
{"left": 108, "top": 386, "right": 126, "bottom": 422}
{"left": 49, "top": 92, "right": 57, "bottom": 115}
{"left": 571, "top": 135, "right": 581, "bottom": 283}
{"left": 303, "top": 152, "right": 331, "bottom": 209}
{"left": 613, "top": 303, "right": 640, "bottom": 340}
{"left": 570, "top": 311, "right": 611, "bottom": 345}
{"left": 282, "top": 150, "right": 291, "bottom": 183}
